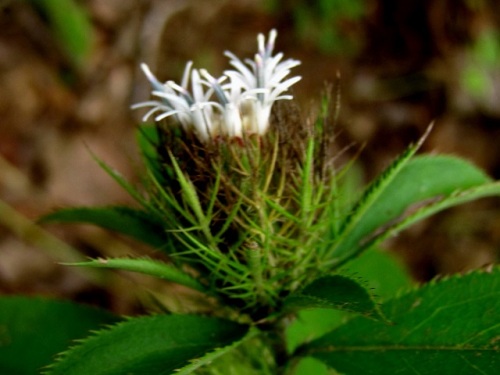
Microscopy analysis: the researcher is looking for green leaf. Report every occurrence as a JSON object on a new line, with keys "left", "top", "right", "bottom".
{"left": 0, "top": 297, "right": 119, "bottom": 375}
{"left": 325, "top": 134, "right": 425, "bottom": 263}
{"left": 174, "top": 329, "right": 259, "bottom": 374}
{"left": 303, "top": 267, "right": 500, "bottom": 375}
{"left": 137, "top": 125, "right": 160, "bottom": 160}
{"left": 46, "top": 315, "right": 249, "bottom": 375}
{"left": 286, "top": 309, "right": 347, "bottom": 353}
{"left": 40, "top": 206, "right": 168, "bottom": 249}
{"left": 341, "top": 247, "right": 413, "bottom": 300}
{"left": 186, "top": 331, "right": 278, "bottom": 374}
{"left": 29, "top": 0, "right": 94, "bottom": 68}
{"left": 284, "top": 275, "right": 385, "bottom": 321}
{"left": 136, "top": 125, "right": 165, "bottom": 185}
{"left": 285, "top": 248, "right": 410, "bottom": 353}
{"left": 286, "top": 247, "right": 413, "bottom": 352}
{"left": 365, "top": 182, "right": 500, "bottom": 251}
{"left": 66, "top": 257, "right": 207, "bottom": 293}
{"left": 290, "top": 357, "right": 337, "bottom": 375}
{"left": 91, "top": 153, "right": 150, "bottom": 207}
{"left": 330, "top": 154, "right": 492, "bottom": 266}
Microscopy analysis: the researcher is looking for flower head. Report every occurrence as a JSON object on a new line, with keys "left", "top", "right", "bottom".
{"left": 131, "top": 62, "right": 216, "bottom": 141}
{"left": 130, "top": 30, "right": 338, "bottom": 313}
{"left": 224, "top": 29, "right": 302, "bottom": 134}
{"left": 132, "top": 30, "right": 301, "bottom": 142}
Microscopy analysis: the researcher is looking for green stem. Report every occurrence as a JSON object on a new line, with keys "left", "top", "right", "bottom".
{"left": 246, "top": 242, "right": 265, "bottom": 305}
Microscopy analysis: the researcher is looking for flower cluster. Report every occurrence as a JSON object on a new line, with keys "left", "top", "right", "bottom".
{"left": 132, "top": 30, "right": 301, "bottom": 142}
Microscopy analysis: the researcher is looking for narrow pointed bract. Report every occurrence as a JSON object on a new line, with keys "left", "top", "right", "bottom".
{"left": 133, "top": 30, "right": 301, "bottom": 141}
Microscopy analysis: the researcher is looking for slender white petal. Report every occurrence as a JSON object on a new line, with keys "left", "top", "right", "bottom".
{"left": 223, "top": 103, "right": 242, "bottom": 137}
{"left": 221, "top": 29, "right": 301, "bottom": 135}
{"left": 257, "top": 33, "right": 265, "bottom": 57}
{"left": 142, "top": 106, "right": 163, "bottom": 122}
{"left": 167, "top": 81, "right": 188, "bottom": 95}
{"left": 131, "top": 100, "right": 165, "bottom": 109}
{"left": 265, "top": 29, "right": 277, "bottom": 58}
{"left": 190, "top": 103, "right": 211, "bottom": 141}
{"left": 181, "top": 61, "right": 193, "bottom": 89}
{"left": 155, "top": 109, "right": 182, "bottom": 122}
{"left": 191, "top": 69, "right": 207, "bottom": 104}
{"left": 140, "top": 63, "right": 165, "bottom": 92}
{"left": 133, "top": 29, "right": 300, "bottom": 141}
{"left": 152, "top": 92, "right": 190, "bottom": 110}
{"left": 200, "top": 69, "right": 229, "bottom": 104}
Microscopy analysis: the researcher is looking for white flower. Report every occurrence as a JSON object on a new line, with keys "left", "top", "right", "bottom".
{"left": 224, "top": 29, "right": 302, "bottom": 134}
{"left": 131, "top": 62, "right": 216, "bottom": 141}
{"left": 132, "top": 29, "right": 301, "bottom": 142}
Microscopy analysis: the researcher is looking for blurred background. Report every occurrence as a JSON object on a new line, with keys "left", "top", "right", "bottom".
{"left": 0, "top": 0, "right": 499, "bottom": 314}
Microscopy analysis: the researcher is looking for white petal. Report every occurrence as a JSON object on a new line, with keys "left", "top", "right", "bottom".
{"left": 155, "top": 109, "right": 183, "bottom": 121}
{"left": 263, "top": 53, "right": 284, "bottom": 79}
{"left": 265, "top": 29, "right": 277, "bottom": 58}
{"left": 142, "top": 107, "right": 163, "bottom": 122}
{"left": 200, "top": 69, "right": 228, "bottom": 104}
{"left": 223, "top": 103, "right": 242, "bottom": 137}
{"left": 131, "top": 100, "right": 163, "bottom": 109}
{"left": 224, "top": 70, "right": 254, "bottom": 89}
{"left": 152, "top": 91, "right": 190, "bottom": 110}
{"left": 268, "top": 76, "right": 302, "bottom": 101}
{"left": 257, "top": 33, "right": 265, "bottom": 56}
{"left": 191, "top": 69, "right": 206, "bottom": 103}
{"left": 140, "top": 63, "right": 165, "bottom": 92}
{"left": 190, "top": 104, "right": 211, "bottom": 141}
{"left": 181, "top": 61, "right": 193, "bottom": 89}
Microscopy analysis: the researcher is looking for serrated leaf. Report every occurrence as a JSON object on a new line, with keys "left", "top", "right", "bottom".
{"left": 341, "top": 247, "right": 413, "bottom": 300}
{"left": 190, "top": 331, "right": 277, "bottom": 374}
{"left": 286, "top": 309, "right": 348, "bottom": 354}
{"left": 0, "top": 297, "right": 119, "bottom": 375}
{"left": 365, "top": 181, "right": 500, "bottom": 252}
{"left": 284, "top": 275, "right": 386, "bottom": 321}
{"left": 291, "top": 357, "right": 337, "bottom": 375}
{"left": 46, "top": 315, "right": 249, "bottom": 375}
{"left": 40, "top": 206, "right": 168, "bottom": 249}
{"left": 325, "top": 135, "right": 425, "bottom": 262}
{"left": 67, "top": 257, "right": 207, "bottom": 293}
{"left": 303, "top": 267, "right": 500, "bottom": 375}
{"left": 174, "top": 328, "right": 259, "bottom": 374}
{"left": 330, "top": 154, "right": 492, "bottom": 266}
{"left": 286, "top": 249, "right": 411, "bottom": 353}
